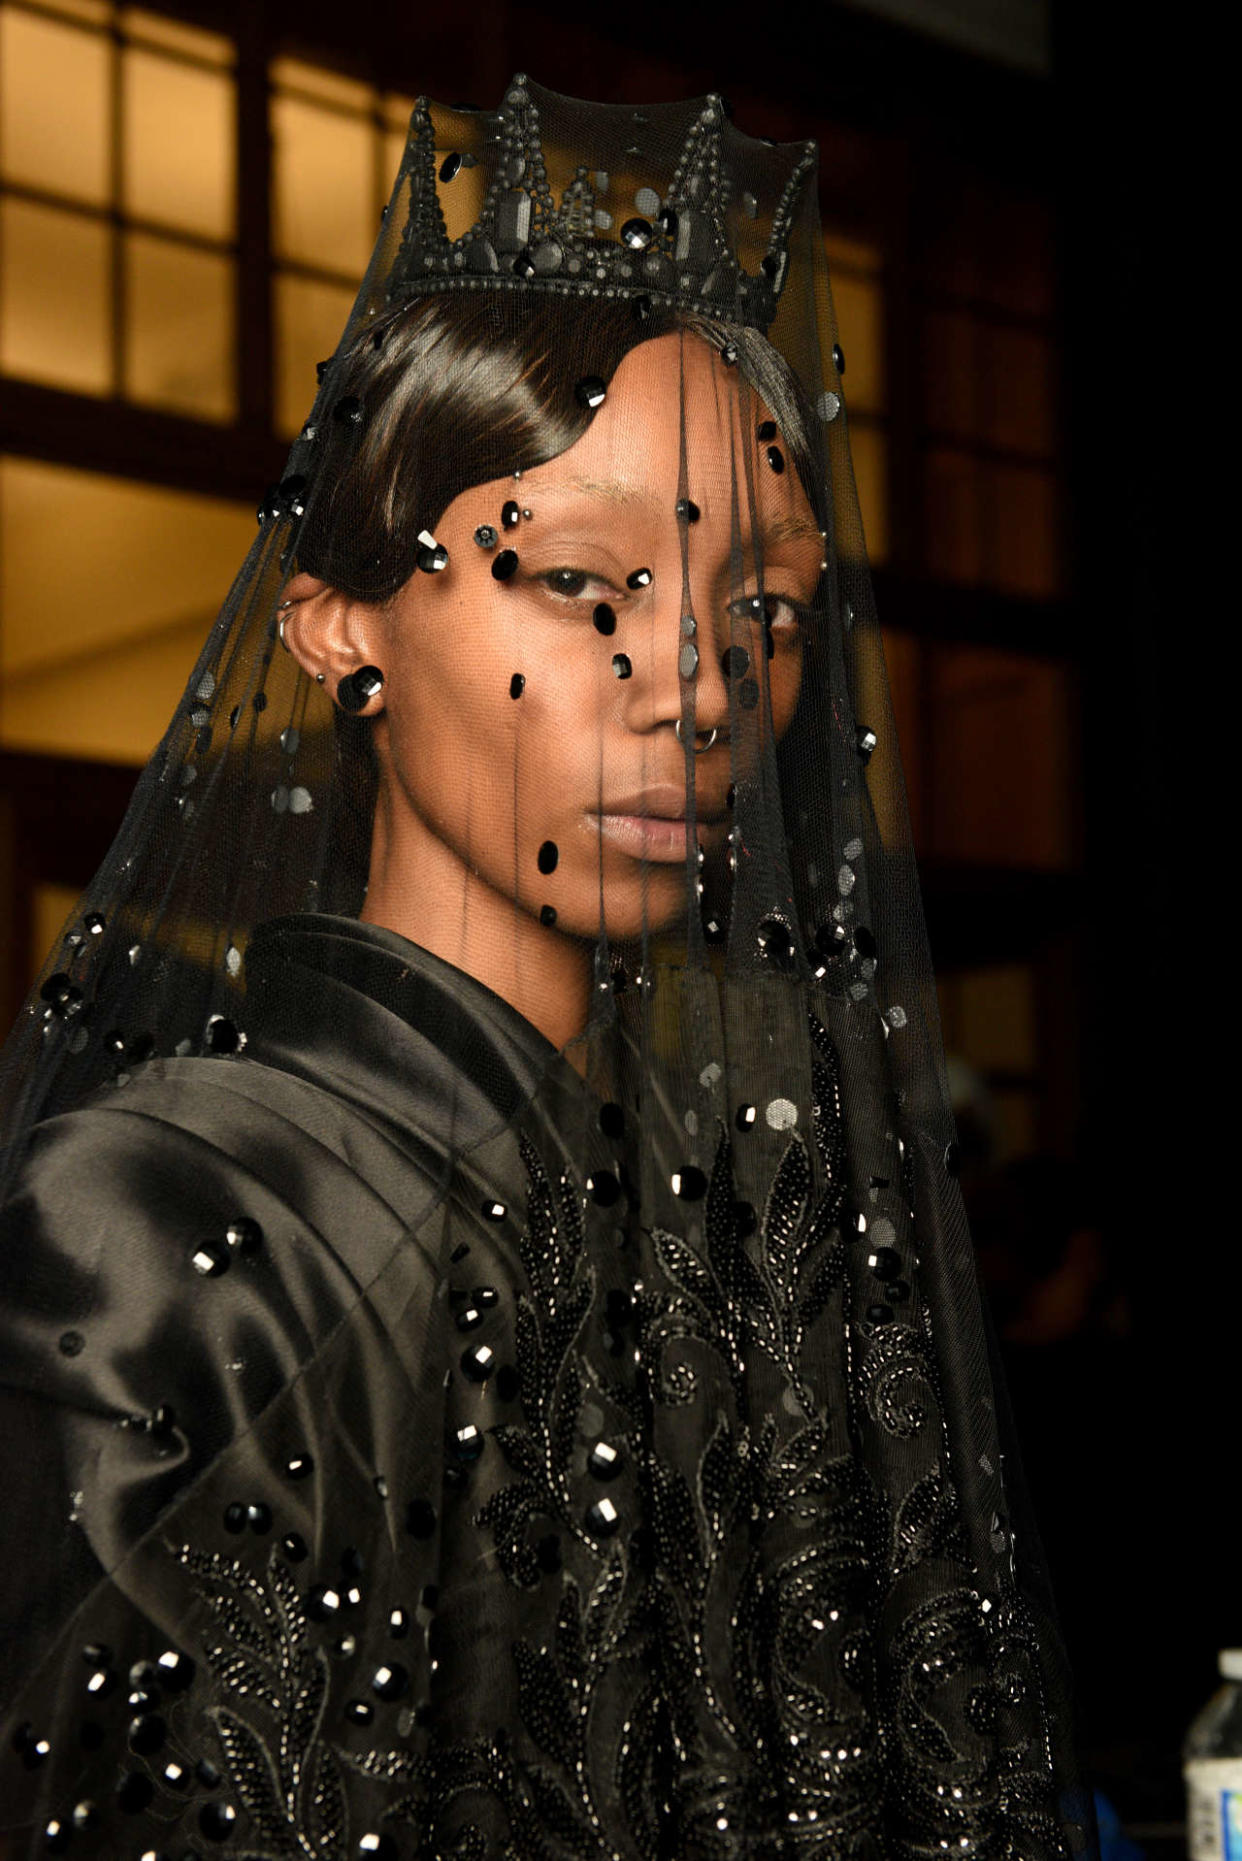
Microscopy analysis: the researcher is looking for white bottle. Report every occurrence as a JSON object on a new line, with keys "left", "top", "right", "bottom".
{"left": 1185, "top": 1650, "right": 1242, "bottom": 1858}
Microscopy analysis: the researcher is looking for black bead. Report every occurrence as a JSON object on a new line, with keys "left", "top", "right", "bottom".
{"left": 856, "top": 723, "right": 878, "bottom": 762}
{"left": 501, "top": 499, "right": 521, "bottom": 529}
{"left": 722, "top": 645, "right": 749, "bottom": 678}
{"left": 833, "top": 342, "right": 845, "bottom": 374}
{"left": 225, "top": 1217, "right": 262, "bottom": 1255}
{"left": 127, "top": 1712, "right": 166, "bottom": 1756}
{"left": 575, "top": 375, "right": 607, "bottom": 409}
{"left": 675, "top": 498, "right": 701, "bottom": 523}
{"left": 358, "top": 1834, "right": 399, "bottom": 1859}
{"left": 492, "top": 549, "right": 519, "bottom": 580}
{"left": 223, "top": 1502, "right": 246, "bottom": 1533}
{"left": 247, "top": 1503, "right": 272, "bottom": 1534}
{"left": 586, "top": 1170, "right": 621, "bottom": 1206}
{"left": 345, "top": 1698, "right": 374, "bottom": 1725}
{"left": 588, "top": 1440, "right": 623, "bottom": 1480}
{"left": 671, "top": 1165, "right": 707, "bottom": 1200}
{"left": 371, "top": 1662, "right": 409, "bottom": 1702}
{"left": 620, "top": 216, "right": 653, "bottom": 250}
{"left": 285, "top": 1452, "right": 314, "bottom": 1480}
{"left": 204, "top": 1015, "right": 240, "bottom": 1053}
{"left": 461, "top": 1343, "right": 496, "bottom": 1382}
{"left": 332, "top": 395, "right": 363, "bottom": 426}
{"left": 406, "top": 1497, "right": 436, "bottom": 1539}
{"left": 537, "top": 840, "right": 559, "bottom": 874}
{"left": 388, "top": 1606, "right": 410, "bottom": 1638}
{"left": 866, "top": 1304, "right": 894, "bottom": 1325}
{"left": 585, "top": 1497, "right": 620, "bottom": 1537}
{"left": 853, "top": 925, "right": 877, "bottom": 959}
{"left": 765, "top": 445, "right": 785, "bottom": 474}
{"left": 757, "top": 420, "right": 777, "bottom": 441}
{"left": 867, "top": 1246, "right": 902, "bottom": 1282}
{"left": 451, "top": 1422, "right": 485, "bottom": 1462}
{"left": 599, "top": 1101, "right": 625, "bottom": 1138}
{"left": 509, "top": 672, "right": 525, "bottom": 698}
{"left": 593, "top": 601, "right": 616, "bottom": 635}
{"left": 757, "top": 917, "right": 794, "bottom": 966}
{"left": 626, "top": 566, "right": 652, "bottom": 589}
{"left": 539, "top": 905, "right": 557, "bottom": 926}
{"left": 416, "top": 540, "right": 449, "bottom": 573}
{"left": 156, "top": 1650, "right": 195, "bottom": 1692}
{"left": 439, "top": 152, "right": 462, "bottom": 182}
{"left": 199, "top": 1800, "right": 238, "bottom": 1840}
{"left": 281, "top": 1532, "right": 308, "bottom": 1563}
{"left": 191, "top": 1241, "right": 229, "bottom": 1279}
{"left": 612, "top": 654, "right": 632, "bottom": 679}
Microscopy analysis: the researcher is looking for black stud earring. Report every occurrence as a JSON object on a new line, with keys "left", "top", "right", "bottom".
{"left": 336, "top": 665, "right": 384, "bottom": 713}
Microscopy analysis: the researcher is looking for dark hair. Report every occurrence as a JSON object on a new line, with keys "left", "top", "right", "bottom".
{"left": 297, "top": 289, "right": 826, "bottom": 600}
{"left": 298, "top": 288, "right": 828, "bottom": 912}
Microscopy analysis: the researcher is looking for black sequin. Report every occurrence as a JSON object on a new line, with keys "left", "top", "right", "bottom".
{"left": 502, "top": 499, "right": 521, "bottom": 529}
{"left": 539, "top": 905, "right": 557, "bottom": 926}
{"left": 574, "top": 375, "right": 607, "bottom": 409}
{"left": 593, "top": 602, "right": 616, "bottom": 635}
{"left": 856, "top": 723, "right": 878, "bottom": 762}
{"left": 612, "top": 654, "right": 632, "bottom": 679}
{"left": 675, "top": 497, "right": 701, "bottom": 522}
{"left": 537, "top": 840, "right": 559, "bottom": 874}
{"left": 492, "top": 549, "right": 519, "bottom": 580}
{"left": 766, "top": 445, "right": 785, "bottom": 474}
{"left": 626, "top": 566, "right": 652, "bottom": 589}
{"left": 509, "top": 672, "right": 525, "bottom": 698}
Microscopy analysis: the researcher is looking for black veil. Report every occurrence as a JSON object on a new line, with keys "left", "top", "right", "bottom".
{"left": 0, "top": 74, "right": 1097, "bottom": 1860}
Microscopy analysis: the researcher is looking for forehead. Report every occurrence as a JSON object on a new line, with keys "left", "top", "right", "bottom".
{"left": 522, "top": 331, "right": 815, "bottom": 529}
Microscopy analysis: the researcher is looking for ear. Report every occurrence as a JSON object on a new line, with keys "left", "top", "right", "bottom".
{"left": 277, "top": 574, "right": 388, "bottom": 715}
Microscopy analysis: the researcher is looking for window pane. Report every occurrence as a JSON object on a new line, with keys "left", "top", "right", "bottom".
{"left": 274, "top": 272, "right": 355, "bottom": 438}
{"left": 272, "top": 94, "right": 373, "bottom": 274}
{"left": 986, "top": 324, "right": 1055, "bottom": 457}
{"left": 830, "top": 269, "right": 884, "bottom": 414}
{"left": 922, "top": 308, "right": 979, "bottom": 441}
{"left": 0, "top": 7, "right": 110, "bottom": 204}
{"left": 124, "top": 233, "right": 235, "bottom": 420}
{"left": 923, "top": 445, "right": 983, "bottom": 585}
{"left": 927, "top": 645, "right": 1074, "bottom": 868}
{"left": 0, "top": 198, "right": 111, "bottom": 393}
{"left": 122, "top": 46, "right": 236, "bottom": 239}
{"left": 119, "top": 7, "right": 232, "bottom": 66}
{"left": 271, "top": 57, "right": 371, "bottom": 112}
{"left": 990, "top": 463, "right": 1059, "bottom": 598}
{"left": 0, "top": 456, "right": 255, "bottom": 763}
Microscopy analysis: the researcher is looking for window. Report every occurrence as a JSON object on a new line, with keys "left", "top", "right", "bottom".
{"left": 825, "top": 229, "right": 888, "bottom": 567}
{"left": 0, "top": 454, "right": 255, "bottom": 763}
{"left": 914, "top": 155, "right": 1060, "bottom": 597}
{"left": 0, "top": 1, "right": 237, "bottom": 420}
{"left": 269, "top": 58, "right": 414, "bottom": 438}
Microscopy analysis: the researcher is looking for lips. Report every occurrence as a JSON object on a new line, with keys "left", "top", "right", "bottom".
{"left": 586, "top": 783, "right": 730, "bottom": 864}
{"left": 596, "top": 782, "right": 728, "bottom": 824}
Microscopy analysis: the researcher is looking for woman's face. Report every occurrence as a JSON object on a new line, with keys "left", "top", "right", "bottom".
{"left": 371, "top": 329, "right": 824, "bottom": 943}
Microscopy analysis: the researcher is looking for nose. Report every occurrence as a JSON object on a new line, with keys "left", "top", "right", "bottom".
{"left": 622, "top": 565, "right": 733, "bottom": 745}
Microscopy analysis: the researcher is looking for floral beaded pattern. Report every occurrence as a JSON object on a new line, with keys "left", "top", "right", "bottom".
{"left": 5, "top": 1012, "right": 1068, "bottom": 1860}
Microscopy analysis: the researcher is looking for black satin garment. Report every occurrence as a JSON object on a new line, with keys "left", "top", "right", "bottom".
{"left": 0, "top": 914, "right": 1075, "bottom": 1860}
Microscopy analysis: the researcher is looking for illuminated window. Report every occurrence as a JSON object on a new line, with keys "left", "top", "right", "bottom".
{"left": 270, "top": 59, "right": 414, "bottom": 437}
{"left": 824, "top": 230, "right": 888, "bottom": 565}
{"left": 0, "top": 1, "right": 236, "bottom": 420}
{"left": 0, "top": 454, "right": 255, "bottom": 763}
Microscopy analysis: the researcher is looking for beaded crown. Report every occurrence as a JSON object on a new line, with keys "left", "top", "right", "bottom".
{"left": 387, "top": 74, "right": 818, "bottom": 333}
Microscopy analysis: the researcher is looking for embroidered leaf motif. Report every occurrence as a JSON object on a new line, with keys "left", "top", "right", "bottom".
{"left": 207, "top": 1705, "right": 292, "bottom": 1849}
{"left": 513, "top": 1639, "right": 583, "bottom": 1771}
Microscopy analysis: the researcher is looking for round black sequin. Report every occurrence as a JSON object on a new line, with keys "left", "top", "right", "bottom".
{"left": 204, "top": 1016, "right": 242, "bottom": 1054}
{"left": 593, "top": 601, "right": 616, "bottom": 635}
{"left": 455, "top": 1303, "right": 485, "bottom": 1332}
{"left": 626, "top": 566, "right": 652, "bottom": 589}
{"left": 537, "top": 840, "right": 559, "bottom": 874}
{"left": 127, "top": 1712, "right": 166, "bottom": 1756}
{"left": 721, "top": 645, "right": 749, "bottom": 677}
{"left": 199, "top": 1800, "right": 238, "bottom": 1840}
{"left": 671, "top": 1165, "right": 707, "bottom": 1200}
{"left": 492, "top": 549, "right": 519, "bottom": 581}
{"left": 735, "top": 1103, "right": 757, "bottom": 1131}
{"left": 416, "top": 540, "right": 449, "bottom": 573}
{"left": 620, "top": 215, "right": 653, "bottom": 249}
{"left": 675, "top": 498, "right": 701, "bottom": 523}
{"left": 612, "top": 653, "right": 632, "bottom": 679}
{"left": 853, "top": 925, "right": 877, "bottom": 959}
{"left": 285, "top": 1452, "right": 314, "bottom": 1480}
{"left": 600, "top": 1101, "right": 625, "bottom": 1138}
{"left": 856, "top": 723, "right": 878, "bottom": 762}
{"left": 757, "top": 420, "right": 777, "bottom": 441}
{"left": 508, "top": 672, "right": 525, "bottom": 699}
{"left": 225, "top": 1217, "right": 262, "bottom": 1255}
{"left": 501, "top": 499, "right": 520, "bottom": 529}
{"left": 371, "top": 1662, "right": 409, "bottom": 1702}
{"left": 406, "top": 1497, "right": 436, "bottom": 1538}
{"left": 867, "top": 1247, "right": 902, "bottom": 1281}
{"left": 281, "top": 1533, "right": 308, "bottom": 1562}
{"left": 191, "top": 1242, "right": 229, "bottom": 1278}
{"left": 588, "top": 1441, "right": 623, "bottom": 1480}
{"left": 586, "top": 1170, "right": 621, "bottom": 1206}
{"left": 474, "top": 524, "right": 498, "bottom": 549}
{"left": 388, "top": 1607, "right": 410, "bottom": 1638}
{"left": 359, "top": 1833, "right": 400, "bottom": 1859}
{"left": 574, "top": 375, "right": 607, "bottom": 409}
{"left": 461, "top": 1343, "right": 496, "bottom": 1382}
{"left": 247, "top": 1502, "right": 272, "bottom": 1534}
{"left": 738, "top": 679, "right": 760, "bottom": 710}
{"left": 451, "top": 1422, "right": 485, "bottom": 1463}
{"left": 59, "top": 1329, "right": 84, "bottom": 1357}
{"left": 833, "top": 342, "right": 846, "bottom": 374}
{"left": 439, "top": 152, "right": 462, "bottom": 182}
{"left": 586, "top": 1497, "right": 620, "bottom": 1537}
{"left": 156, "top": 1650, "right": 195, "bottom": 1692}
{"left": 866, "top": 1304, "right": 894, "bottom": 1326}
{"left": 765, "top": 445, "right": 785, "bottom": 474}
{"left": 539, "top": 904, "right": 557, "bottom": 927}
{"left": 305, "top": 1584, "right": 342, "bottom": 1620}
{"left": 346, "top": 1698, "right": 374, "bottom": 1725}
{"left": 757, "top": 918, "right": 794, "bottom": 966}
{"left": 222, "top": 1503, "right": 246, "bottom": 1533}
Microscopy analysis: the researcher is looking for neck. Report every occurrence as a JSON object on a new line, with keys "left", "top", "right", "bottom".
{"left": 360, "top": 791, "right": 593, "bottom": 1058}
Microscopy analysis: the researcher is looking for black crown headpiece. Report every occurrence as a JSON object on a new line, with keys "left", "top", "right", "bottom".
{"left": 387, "top": 75, "right": 817, "bottom": 334}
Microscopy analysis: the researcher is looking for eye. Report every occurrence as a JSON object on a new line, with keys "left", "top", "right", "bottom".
{"left": 537, "top": 567, "right": 616, "bottom": 602}
{"left": 729, "top": 591, "right": 809, "bottom": 634}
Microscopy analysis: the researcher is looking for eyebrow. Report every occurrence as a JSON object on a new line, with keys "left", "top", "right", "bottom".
{"left": 564, "top": 478, "right": 823, "bottom": 549}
